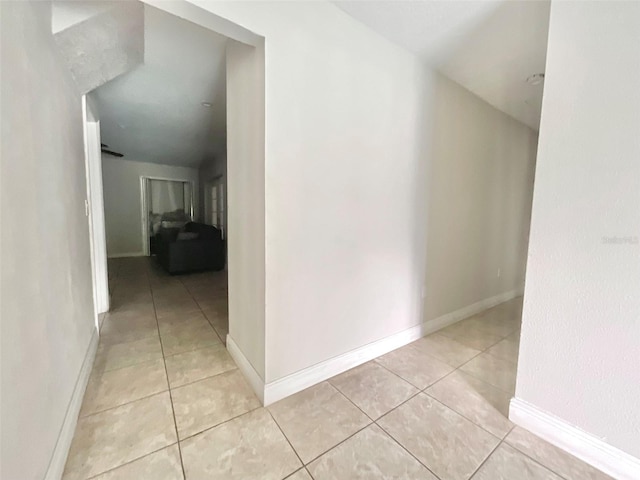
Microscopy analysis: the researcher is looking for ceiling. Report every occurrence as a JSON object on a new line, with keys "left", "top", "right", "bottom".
{"left": 93, "top": 4, "right": 227, "bottom": 168}
{"left": 93, "top": 0, "right": 548, "bottom": 169}
{"left": 334, "top": 0, "right": 550, "bottom": 130}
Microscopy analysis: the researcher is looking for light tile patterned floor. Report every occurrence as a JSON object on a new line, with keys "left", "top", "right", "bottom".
{"left": 63, "top": 257, "right": 612, "bottom": 480}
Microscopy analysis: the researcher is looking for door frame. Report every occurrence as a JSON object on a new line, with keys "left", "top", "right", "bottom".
{"left": 82, "top": 95, "right": 110, "bottom": 321}
{"left": 203, "top": 174, "right": 224, "bottom": 229}
{"left": 140, "top": 175, "right": 196, "bottom": 256}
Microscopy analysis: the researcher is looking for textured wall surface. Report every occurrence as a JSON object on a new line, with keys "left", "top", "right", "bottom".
{"left": 53, "top": 1, "right": 143, "bottom": 94}
{"left": 517, "top": 0, "right": 640, "bottom": 458}
{"left": 1, "top": 2, "right": 96, "bottom": 478}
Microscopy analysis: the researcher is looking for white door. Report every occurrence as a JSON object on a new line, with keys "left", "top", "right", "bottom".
{"left": 82, "top": 96, "right": 110, "bottom": 321}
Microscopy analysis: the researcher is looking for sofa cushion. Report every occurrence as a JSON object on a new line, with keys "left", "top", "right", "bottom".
{"left": 184, "top": 222, "right": 221, "bottom": 241}
{"left": 158, "top": 227, "right": 180, "bottom": 242}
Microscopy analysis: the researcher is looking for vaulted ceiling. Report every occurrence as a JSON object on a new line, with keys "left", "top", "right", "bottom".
{"left": 93, "top": 4, "right": 227, "bottom": 168}
{"left": 334, "top": 0, "right": 551, "bottom": 130}
{"left": 71, "top": 0, "right": 547, "bottom": 171}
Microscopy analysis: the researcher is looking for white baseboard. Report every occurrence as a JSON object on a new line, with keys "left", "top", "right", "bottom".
{"left": 107, "top": 252, "right": 145, "bottom": 258}
{"left": 435, "top": 287, "right": 523, "bottom": 327}
{"left": 510, "top": 397, "right": 640, "bottom": 480}
{"left": 261, "top": 288, "right": 522, "bottom": 406}
{"left": 226, "top": 335, "right": 265, "bottom": 404}
{"left": 44, "top": 329, "right": 99, "bottom": 480}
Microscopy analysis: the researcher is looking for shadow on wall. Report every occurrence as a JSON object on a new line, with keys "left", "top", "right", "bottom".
{"left": 413, "top": 73, "right": 538, "bottom": 324}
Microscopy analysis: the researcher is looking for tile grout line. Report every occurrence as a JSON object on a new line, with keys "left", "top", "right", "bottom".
{"left": 373, "top": 421, "right": 443, "bottom": 480}
{"left": 367, "top": 357, "right": 432, "bottom": 393}
{"left": 83, "top": 442, "right": 181, "bottom": 480}
{"left": 283, "top": 467, "right": 308, "bottom": 480}
{"left": 163, "top": 340, "right": 227, "bottom": 361}
{"left": 177, "top": 404, "right": 264, "bottom": 443}
{"left": 269, "top": 383, "right": 376, "bottom": 468}
{"left": 329, "top": 380, "right": 383, "bottom": 423}
{"left": 168, "top": 365, "right": 239, "bottom": 393}
{"left": 304, "top": 421, "right": 375, "bottom": 467}
{"left": 421, "top": 389, "right": 508, "bottom": 441}
{"left": 310, "top": 324, "right": 513, "bottom": 476}
{"left": 417, "top": 363, "right": 516, "bottom": 439}
{"left": 313, "top": 387, "right": 438, "bottom": 470}
{"left": 455, "top": 355, "right": 517, "bottom": 396}
{"left": 79, "top": 386, "right": 170, "bottom": 419}
{"left": 466, "top": 436, "right": 505, "bottom": 479}
{"left": 362, "top": 303, "right": 524, "bottom": 479}
{"left": 442, "top": 316, "right": 520, "bottom": 397}
{"left": 166, "top": 267, "right": 264, "bottom": 447}
{"left": 151, "top": 269, "right": 187, "bottom": 480}
{"left": 77, "top": 262, "right": 172, "bottom": 479}
{"left": 266, "top": 409, "right": 306, "bottom": 469}
{"left": 97, "top": 265, "right": 525, "bottom": 479}
{"left": 181, "top": 274, "right": 227, "bottom": 346}
{"left": 417, "top": 303, "right": 523, "bottom": 479}
{"left": 501, "top": 431, "right": 581, "bottom": 480}
{"left": 419, "top": 364, "right": 460, "bottom": 392}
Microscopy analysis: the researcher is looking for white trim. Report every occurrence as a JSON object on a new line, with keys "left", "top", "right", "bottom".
{"left": 509, "top": 398, "right": 640, "bottom": 480}
{"left": 226, "top": 335, "right": 265, "bottom": 404}
{"left": 141, "top": 176, "right": 149, "bottom": 256}
{"left": 262, "top": 288, "right": 523, "bottom": 405}
{"left": 107, "top": 252, "right": 145, "bottom": 259}
{"left": 82, "top": 96, "right": 109, "bottom": 318}
{"left": 44, "top": 330, "right": 99, "bottom": 480}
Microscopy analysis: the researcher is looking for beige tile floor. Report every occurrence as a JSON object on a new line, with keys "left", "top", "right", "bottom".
{"left": 63, "top": 258, "right": 612, "bottom": 480}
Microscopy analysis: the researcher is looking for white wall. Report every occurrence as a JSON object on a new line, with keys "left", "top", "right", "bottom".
{"left": 423, "top": 75, "right": 537, "bottom": 323}
{"left": 226, "top": 39, "right": 266, "bottom": 379}
{"left": 101, "top": 156, "right": 199, "bottom": 257}
{"left": 167, "top": 1, "right": 537, "bottom": 384}
{"left": 516, "top": 0, "right": 640, "bottom": 460}
{"left": 0, "top": 2, "right": 96, "bottom": 479}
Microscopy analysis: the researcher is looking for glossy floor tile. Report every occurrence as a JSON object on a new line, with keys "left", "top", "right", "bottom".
{"left": 473, "top": 443, "right": 563, "bottom": 480}
{"left": 459, "top": 352, "right": 518, "bottom": 394}
{"left": 65, "top": 259, "right": 609, "bottom": 480}
{"left": 63, "top": 392, "right": 176, "bottom": 480}
{"left": 181, "top": 408, "right": 301, "bottom": 480}
{"left": 93, "top": 335, "right": 163, "bottom": 372}
{"left": 164, "top": 343, "right": 236, "bottom": 388}
{"left": 80, "top": 358, "right": 168, "bottom": 416}
{"left": 378, "top": 393, "right": 500, "bottom": 480}
{"left": 172, "top": 369, "right": 261, "bottom": 439}
{"left": 268, "top": 381, "right": 371, "bottom": 463}
{"left": 505, "top": 427, "right": 613, "bottom": 480}
{"left": 90, "top": 445, "right": 184, "bottom": 480}
{"left": 425, "top": 371, "right": 513, "bottom": 438}
{"left": 307, "top": 424, "right": 437, "bottom": 479}
{"left": 285, "top": 469, "right": 313, "bottom": 480}
{"left": 375, "top": 343, "right": 455, "bottom": 389}
{"left": 329, "top": 361, "right": 419, "bottom": 419}
{"left": 412, "top": 333, "right": 482, "bottom": 367}
{"left": 485, "top": 337, "right": 520, "bottom": 364}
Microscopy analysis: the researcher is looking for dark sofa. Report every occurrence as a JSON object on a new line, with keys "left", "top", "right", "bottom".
{"left": 156, "top": 222, "right": 225, "bottom": 274}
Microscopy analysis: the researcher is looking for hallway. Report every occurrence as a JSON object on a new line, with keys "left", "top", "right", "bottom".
{"left": 63, "top": 258, "right": 609, "bottom": 480}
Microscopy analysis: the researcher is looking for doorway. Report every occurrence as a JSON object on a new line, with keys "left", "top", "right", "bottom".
{"left": 141, "top": 176, "right": 195, "bottom": 256}
{"left": 80, "top": 0, "right": 267, "bottom": 400}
